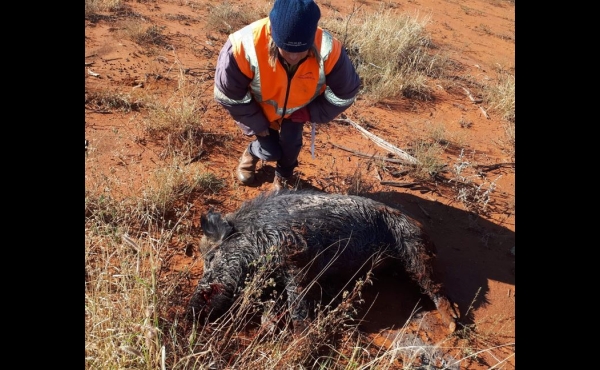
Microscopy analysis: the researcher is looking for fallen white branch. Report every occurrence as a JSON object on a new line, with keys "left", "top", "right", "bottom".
{"left": 462, "top": 87, "right": 488, "bottom": 118}
{"left": 479, "top": 105, "right": 490, "bottom": 119}
{"left": 461, "top": 87, "right": 483, "bottom": 103}
{"left": 87, "top": 68, "right": 100, "bottom": 77}
{"left": 330, "top": 143, "right": 408, "bottom": 163}
{"left": 334, "top": 118, "right": 420, "bottom": 165}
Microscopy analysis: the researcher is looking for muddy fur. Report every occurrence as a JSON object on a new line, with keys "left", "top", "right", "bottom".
{"left": 188, "top": 189, "right": 459, "bottom": 332}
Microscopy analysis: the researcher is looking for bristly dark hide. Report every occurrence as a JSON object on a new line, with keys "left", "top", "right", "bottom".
{"left": 188, "top": 189, "right": 459, "bottom": 332}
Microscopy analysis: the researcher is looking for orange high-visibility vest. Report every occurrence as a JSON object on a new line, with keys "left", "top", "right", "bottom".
{"left": 216, "top": 17, "right": 351, "bottom": 130}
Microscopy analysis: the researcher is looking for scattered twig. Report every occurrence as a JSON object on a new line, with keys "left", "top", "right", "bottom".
{"left": 374, "top": 168, "right": 382, "bottom": 181}
{"left": 479, "top": 105, "right": 490, "bottom": 119}
{"left": 104, "top": 57, "right": 122, "bottom": 62}
{"left": 85, "top": 62, "right": 94, "bottom": 66}
{"left": 185, "top": 137, "right": 205, "bottom": 165}
{"left": 85, "top": 53, "right": 97, "bottom": 58}
{"left": 122, "top": 234, "right": 140, "bottom": 253}
{"left": 380, "top": 181, "right": 432, "bottom": 193}
{"left": 462, "top": 87, "right": 489, "bottom": 119}
{"left": 85, "top": 109, "right": 112, "bottom": 114}
{"left": 461, "top": 87, "right": 482, "bottom": 103}
{"left": 87, "top": 68, "right": 100, "bottom": 77}
{"left": 185, "top": 150, "right": 205, "bottom": 165}
{"left": 330, "top": 143, "right": 412, "bottom": 164}
{"left": 379, "top": 181, "right": 422, "bottom": 188}
{"left": 334, "top": 118, "right": 420, "bottom": 165}
{"left": 390, "top": 169, "right": 410, "bottom": 177}
{"left": 474, "top": 162, "right": 515, "bottom": 172}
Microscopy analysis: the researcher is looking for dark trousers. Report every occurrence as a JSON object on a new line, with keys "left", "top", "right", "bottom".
{"left": 248, "top": 119, "right": 304, "bottom": 178}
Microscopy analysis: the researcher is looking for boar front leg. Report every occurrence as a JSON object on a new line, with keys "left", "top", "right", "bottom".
{"left": 432, "top": 294, "right": 460, "bottom": 333}
{"left": 283, "top": 273, "right": 309, "bottom": 336}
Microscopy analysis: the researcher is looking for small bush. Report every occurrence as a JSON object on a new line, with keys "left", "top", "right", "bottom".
{"left": 484, "top": 72, "right": 515, "bottom": 123}
{"left": 118, "top": 21, "right": 167, "bottom": 47}
{"left": 207, "top": 2, "right": 266, "bottom": 35}
{"left": 85, "top": 89, "right": 144, "bottom": 113}
{"left": 321, "top": 8, "right": 451, "bottom": 102}
{"left": 85, "top": 0, "right": 123, "bottom": 16}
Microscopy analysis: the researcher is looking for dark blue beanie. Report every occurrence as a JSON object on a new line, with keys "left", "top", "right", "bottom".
{"left": 269, "top": 0, "right": 321, "bottom": 53}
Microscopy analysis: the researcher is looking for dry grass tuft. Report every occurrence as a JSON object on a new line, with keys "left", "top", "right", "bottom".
{"left": 411, "top": 139, "right": 448, "bottom": 180}
{"left": 483, "top": 71, "right": 515, "bottom": 158}
{"left": 449, "top": 149, "right": 502, "bottom": 215}
{"left": 484, "top": 72, "right": 515, "bottom": 124}
{"left": 85, "top": 89, "right": 145, "bottom": 113}
{"left": 321, "top": 7, "right": 451, "bottom": 102}
{"left": 206, "top": 2, "right": 267, "bottom": 35}
{"left": 116, "top": 20, "right": 168, "bottom": 47}
{"left": 85, "top": 0, "right": 124, "bottom": 16}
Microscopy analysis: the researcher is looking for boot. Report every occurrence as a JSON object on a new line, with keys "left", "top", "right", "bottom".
{"left": 273, "top": 175, "right": 291, "bottom": 191}
{"left": 236, "top": 147, "right": 259, "bottom": 185}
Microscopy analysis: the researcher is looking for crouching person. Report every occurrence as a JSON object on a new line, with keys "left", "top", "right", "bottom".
{"left": 213, "top": 0, "right": 361, "bottom": 190}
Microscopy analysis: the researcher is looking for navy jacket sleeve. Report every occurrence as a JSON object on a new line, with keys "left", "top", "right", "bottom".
{"left": 214, "top": 39, "right": 271, "bottom": 135}
{"left": 306, "top": 47, "right": 361, "bottom": 124}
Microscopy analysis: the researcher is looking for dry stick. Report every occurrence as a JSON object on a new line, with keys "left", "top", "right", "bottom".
{"left": 461, "top": 87, "right": 480, "bottom": 103}
{"left": 474, "top": 162, "right": 515, "bottom": 172}
{"left": 379, "top": 181, "right": 422, "bottom": 188}
{"left": 462, "top": 87, "right": 489, "bottom": 119}
{"left": 185, "top": 137, "right": 205, "bottom": 165}
{"left": 330, "top": 143, "right": 411, "bottom": 164}
{"left": 333, "top": 118, "right": 420, "bottom": 165}
{"left": 121, "top": 234, "right": 140, "bottom": 253}
{"left": 85, "top": 109, "right": 111, "bottom": 114}
{"left": 479, "top": 106, "right": 490, "bottom": 119}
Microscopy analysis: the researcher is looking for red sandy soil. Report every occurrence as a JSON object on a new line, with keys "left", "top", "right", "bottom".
{"left": 85, "top": 0, "right": 514, "bottom": 368}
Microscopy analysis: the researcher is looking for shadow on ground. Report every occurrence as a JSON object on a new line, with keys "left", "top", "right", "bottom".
{"left": 343, "top": 191, "right": 515, "bottom": 332}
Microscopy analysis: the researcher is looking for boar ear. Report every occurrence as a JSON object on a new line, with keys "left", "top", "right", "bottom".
{"left": 201, "top": 209, "right": 234, "bottom": 242}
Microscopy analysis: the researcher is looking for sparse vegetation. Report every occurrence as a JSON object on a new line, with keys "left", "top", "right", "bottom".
{"left": 85, "top": 0, "right": 123, "bottom": 16}
{"left": 483, "top": 71, "right": 515, "bottom": 157}
{"left": 206, "top": 2, "right": 266, "bottom": 34}
{"left": 86, "top": 0, "right": 515, "bottom": 368}
{"left": 411, "top": 139, "right": 448, "bottom": 180}
{"left": 483, "top": 72, "right": 514, "bottom": 124}
{"left": 450, "top": 149, "right": 500, "bottom": 215}
{"left": 321, "top": 8, "right": 451, "bottom": 102}
{"left": 117, "top": 20, "right": 168, "bottom": 47}
{"left": 85, "top": 89, "right": 145, "bottom": 113}
{"left": 144, "top": 91, "right": 205, "bottom": 137}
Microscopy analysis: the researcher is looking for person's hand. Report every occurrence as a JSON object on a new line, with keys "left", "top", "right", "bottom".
{"left": 255, "top": 129, "right": 270, "bottom": 137}
{"left": 289, "top": 107, "right": 311, "bottom": 123}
